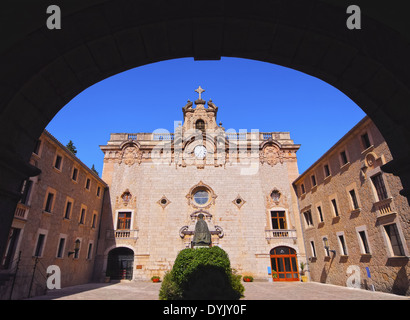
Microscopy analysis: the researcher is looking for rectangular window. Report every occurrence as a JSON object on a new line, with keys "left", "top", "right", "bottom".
{"left": 301, "top": 184, "right": 305, "bottom": 194}
{"left": 384, "top": 224, "right": 405, "bottom": 256}
{"left": 87, "top": 243, "right": 93, "bottom": 260}
{"left": 310, "top": 241, "right": 317, "bottom": 258}
{"left": 92, "top": 214, "right": 97, "bottom": 228}
{"left": 34, "top": 234, "right": 46, "bottom": 257}
{"left": 64, "top": 201, "right": 72, "bottom": 219}
{"left": 303, "top": 210, "right": 314, "bottom": 227}
{"left": 74, "top": 240, "right": 81, "bottom": 259}
{"left": 371, "top": 173, "right": 388, "bottom": 201}
{"left": 361, "top": 132, "right": 371, "bottom": 149}
{"left": 358, "top": 231, "right": 370, "bottom": 254}
{"left": 33, "top": 139, "right": 42, "bottom": 155}
{"left": 54, "top": 155, "right": 62, "bottom": 170}
{"left": 117, "top": 212, "right": 131, "bottom": 230}
{"left": 85, "top": 178, "right": 91, "bottom": 190}
{"left": 44, "top": 193, "right": 54, "bottom": 213}
{"left": 271, "top": 211, "right": 287, "bottom": 230}
{"left": 324, "top": 164, "right": 330, "bottom": 177}
{"left": 2, "top": 228, "right": 20, "bottom": 269}
{"left": 21, "top": 180, "right": 33, "bottom": 205}
{"left": 338, "top": 234, "right": 348, "bottom": 255}
{"left": 72, "top": 168, "right": 78, "bottom": 181}
{"left": 79, "top": 208, "right": 86, "bottom": 224}
{"left": 349, "top": 189, "right": 359, "bottom": 210}
{"left": 331, "top": 199, "right": 339, "bottom": 217}
{"left": 317, "top": 206, "right": 324, "bottom": 222}
{"left": 311, "top": 175, "right": 317, "bottom": 187}
{"left": 97, "top": 186, "right": 101, "bottom": 197}
{"left": 340, "top": 150, "right": 348, "bottom": 165}
{"left": 57, "top": 238, "right": 65, "bottom": 258}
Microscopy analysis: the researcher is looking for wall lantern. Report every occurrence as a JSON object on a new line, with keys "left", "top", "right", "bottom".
{"left": 68, "top": 239, "right": 81, "bottom": 257}
{"left": 323, "top": 237, "right": 336, "bottom": 255}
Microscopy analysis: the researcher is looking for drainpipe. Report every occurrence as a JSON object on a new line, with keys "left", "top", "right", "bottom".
{"left": 294, "top": 189, "right": 311, "bottom": 282}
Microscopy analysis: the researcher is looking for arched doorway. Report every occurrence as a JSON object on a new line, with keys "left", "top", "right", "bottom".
{"left": 106, "top": 247, "right": 134, "bottom": 280}
{"left": 270, "top": 246, "right": 299, "bottom": 281}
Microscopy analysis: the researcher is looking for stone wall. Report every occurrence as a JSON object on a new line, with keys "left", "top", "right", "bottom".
{"left": 2, "top": 131, "right": 106, "bottom": 299}
{"left": 294, "top": 117, "right": 410, "bottom": 295}
{"left": 96, "top": 139, "right": 306, "bottom": 281}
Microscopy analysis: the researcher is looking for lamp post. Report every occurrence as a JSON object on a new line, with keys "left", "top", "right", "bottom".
{"left": 323, "top": 237, "right": 336, "bottom": 256}
{"left": 68, "top": 239, "right": 81, "bottom": 258}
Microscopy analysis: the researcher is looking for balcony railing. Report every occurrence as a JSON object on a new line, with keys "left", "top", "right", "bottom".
{"left": 14, "top": 203, "right": 29, "bottom": 220}
{"left": 265, "top": 229, "right": 297, "bottom": 240}
{"left": 106, "top": 229, "right": 138, "bottom": 240}
{"left": 126, "top": 132, "right": 289, "bottom": 142}
{"left": 374, "top": 198, "right": 396, "bottom": 217}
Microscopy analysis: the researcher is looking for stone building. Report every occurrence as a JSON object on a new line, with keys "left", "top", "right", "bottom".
{"left": 94, "top": 87, "right": 306, "bottom": 282}
{"left": 0, "top": 130, "right": 107, "bottom": 299}
{"left": 293, "top": 116, "right": 410, "bottom": 295}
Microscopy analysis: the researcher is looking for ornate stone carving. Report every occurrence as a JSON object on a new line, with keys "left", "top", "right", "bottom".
{"left": 179, "top": 209, "right": 224, "bottom": 241}
{"left": 118, "top": 145, "right": 142, "bottom": 166}
{"left": 260, "top": 144, "right": 284, "bottom": 166}
{"left": 121, "top": 189, "right": 132, "bottom": 206}
{"left": 364, "top": 152, "right": 383, "bottom": 169}
{"left": 265, "top": 188, "right": 286, "bottom": 209}
{"left": 115, "top": 189, "right": 136, "bottom": 208}
{"left": 232, "top": 194, "right": 246, "bottom": 209}
{"left": 157, "top": 195, "right": 171, "bottom": 209}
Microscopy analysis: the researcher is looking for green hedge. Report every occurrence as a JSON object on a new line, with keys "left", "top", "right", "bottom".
{"left": 159, "top": 246, "right": 244, "bottom": 300}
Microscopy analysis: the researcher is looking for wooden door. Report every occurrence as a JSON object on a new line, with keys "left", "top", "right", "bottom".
{"left": 270, "top": 246, "right": 299, "bottom": 281}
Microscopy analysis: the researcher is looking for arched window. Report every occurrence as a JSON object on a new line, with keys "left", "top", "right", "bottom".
{"left": 195, "top": 119, "right": 205, "bottom": 131}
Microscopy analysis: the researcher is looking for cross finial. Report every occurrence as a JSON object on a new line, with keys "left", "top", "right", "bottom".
{"left": 195, "top": 86, "right": 205, "bottom": 100}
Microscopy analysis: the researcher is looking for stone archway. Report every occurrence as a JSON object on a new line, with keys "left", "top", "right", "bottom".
{"left": 106, "top": 247, "right": 135, "bottom": 280}
{"left": 1, "top": 0, "right": 410, "bottom": 261}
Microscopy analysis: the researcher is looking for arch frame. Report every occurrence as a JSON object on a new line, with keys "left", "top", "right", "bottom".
{"left": 1, "top": 0, "right": 410, "bottom": 261}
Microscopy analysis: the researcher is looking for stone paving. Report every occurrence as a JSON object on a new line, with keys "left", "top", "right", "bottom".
{"left": 28, "top": 280, "right": 409, "bottom": 300}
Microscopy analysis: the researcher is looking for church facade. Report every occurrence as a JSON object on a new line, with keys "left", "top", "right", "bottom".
{"left": 94, "top": 87, "right": 306, "bottom": 282}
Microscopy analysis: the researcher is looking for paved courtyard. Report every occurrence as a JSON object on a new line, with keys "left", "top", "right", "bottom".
{"left": 28, "top": 280, "right": 409, "bottom": 300}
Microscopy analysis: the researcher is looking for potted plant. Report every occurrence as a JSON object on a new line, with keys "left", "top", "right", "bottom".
{"left": 151, "top": 276, "right": 160, "bottom": 283}
{"left": 299, "top": 262, "right": 308, "bottom": 282}
{"left": 242, "top": 275, "right": 253, "bottom": 282}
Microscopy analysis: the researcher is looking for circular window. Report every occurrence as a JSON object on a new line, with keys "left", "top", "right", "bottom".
{"left": 193, "top": 189, "right": 209, "bottom": 205}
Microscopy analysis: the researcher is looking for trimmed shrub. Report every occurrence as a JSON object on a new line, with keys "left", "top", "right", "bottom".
{"left": 159, "top": 246, "right": 244, "bottom": 300}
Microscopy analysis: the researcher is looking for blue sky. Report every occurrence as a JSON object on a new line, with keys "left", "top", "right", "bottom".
{"left": 46, "top": 57, "right": 365, "bottom": 176}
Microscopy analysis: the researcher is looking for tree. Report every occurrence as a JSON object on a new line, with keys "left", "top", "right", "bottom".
{"left": 159, "top": 246, "right": 244, "bottom": 300}
{"left": 66, "top": 140, "right": 77, "bottom": 155}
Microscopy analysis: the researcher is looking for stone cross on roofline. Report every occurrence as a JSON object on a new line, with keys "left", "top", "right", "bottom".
{"left": 195, "top": 86, "right": 205, "bottom": 100}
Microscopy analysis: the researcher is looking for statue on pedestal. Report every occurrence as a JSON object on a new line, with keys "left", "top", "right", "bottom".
{"left": 192, "top": 214, "right": 211, "bottom": 247}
